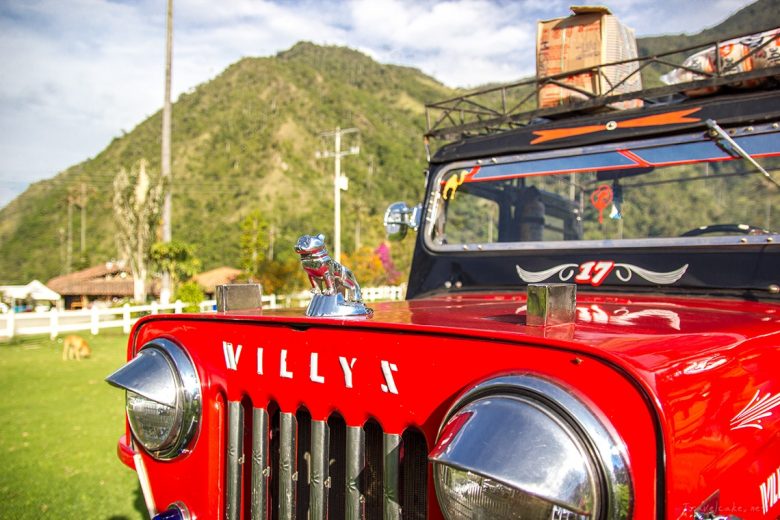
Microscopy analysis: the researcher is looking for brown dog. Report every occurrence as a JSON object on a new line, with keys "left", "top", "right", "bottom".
{"left": 62, "top": 335, "right": 91, "bottom": 360}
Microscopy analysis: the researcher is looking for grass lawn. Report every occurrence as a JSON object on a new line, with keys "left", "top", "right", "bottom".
{"left": 0, "top": 330, "right": 145, "bottom": 519}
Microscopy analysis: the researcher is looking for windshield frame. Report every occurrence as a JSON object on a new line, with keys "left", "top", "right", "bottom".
{"left": 423, "top": 122, "right": 780, "bottom": 253}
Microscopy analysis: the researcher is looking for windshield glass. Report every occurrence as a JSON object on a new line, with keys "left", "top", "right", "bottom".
{"left": 428, "top": 126, "right": 780, "bottom": 249}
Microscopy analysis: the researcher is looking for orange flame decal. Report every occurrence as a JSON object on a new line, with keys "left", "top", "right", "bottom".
{"left": 531, "top": 108, "right": 702, "bottom": 145}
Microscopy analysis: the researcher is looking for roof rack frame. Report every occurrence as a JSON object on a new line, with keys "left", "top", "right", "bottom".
{"left": 425, "top": 26, "right": 780, "bottom": 143}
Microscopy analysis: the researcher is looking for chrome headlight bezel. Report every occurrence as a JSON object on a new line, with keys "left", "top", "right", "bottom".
{"left": 430, "top": 374, "right": 633, "bottom": 519}
{"left": 107, "top": 338, "right": 201, "bottom": 460}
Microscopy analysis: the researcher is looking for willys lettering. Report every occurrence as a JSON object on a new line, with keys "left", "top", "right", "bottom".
{"left": 222, "top": 341, "right": 400, "bottom": 395}
{"left": 760, "top": 464, "right": 780, "bottom": 515}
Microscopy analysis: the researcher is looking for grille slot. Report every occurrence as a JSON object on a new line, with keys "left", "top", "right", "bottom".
{"left": 401, "top": 429, "right": 428, "bottom": 520}
{"left": 227, "top": 401, "right": 428, "bottom": 519}
{"left": 327, "top": 414, "right": 347, "bottom": 520}
{"left": 364, "top": 420, "right": 384, "bottom": 519}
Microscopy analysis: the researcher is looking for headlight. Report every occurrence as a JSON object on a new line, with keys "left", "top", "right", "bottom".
{"left": 430, "top": 375, "right": 632, "bottom": 519}
{"left": 106, "top": 339, "right": 201, "bottom": 460}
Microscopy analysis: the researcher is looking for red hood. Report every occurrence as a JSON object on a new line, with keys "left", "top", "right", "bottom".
{"left": 254, "top": 292, "right": 780, "bottom": 450}
{"left": 132, "top": 292, "right": 780, "bottom": 519}
{"left": 257, "top": 292, "right": 780, "bottom": 515}
{"left": 256, "top": 292, "right": 780, "bottom": 378}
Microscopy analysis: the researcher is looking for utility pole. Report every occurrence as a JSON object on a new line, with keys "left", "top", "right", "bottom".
{"left": 64, "top": 183, "right": 90, "bottom": 273}
{"left": 80, "top": 183, "right": 86, "bottom": 257}
{"left": 66, "top": 194, "right": 73, "bottom": 274}
{"left": 76, "top": 182, "right": 98, "bottom": 264}
{"left": 355, "top": 155, "right": 374, "bottom": 251}
{"left": 160, "top": 0, "right": 174, "bottom": 304}
{"left": 355, "top": 156, "right": 374, "bottom": 251}
{"left": 58, "top": 227, "right": 66, "bottom": 274}
{"left": 268, "top": 224, "right": 275, "bottom": 262}
{"left": 315, "top": 127, "right": 359, "bottom": 263}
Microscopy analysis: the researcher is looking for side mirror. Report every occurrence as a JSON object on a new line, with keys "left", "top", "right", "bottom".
{"left": 384, "top": 202, "right": 421, "bottom": 241}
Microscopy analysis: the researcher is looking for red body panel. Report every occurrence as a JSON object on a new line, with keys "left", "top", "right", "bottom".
{"left": 120, "top": 292, "right": 780, "bottom": 519}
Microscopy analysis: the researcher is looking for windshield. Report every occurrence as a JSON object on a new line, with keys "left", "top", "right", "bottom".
{"left": 427, "top": 125, "right": 780, "bottom": 249}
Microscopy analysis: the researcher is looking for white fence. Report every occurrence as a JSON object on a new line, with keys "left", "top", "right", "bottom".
{"left": 0, "top": 285, "right": 406, "bottom": 340}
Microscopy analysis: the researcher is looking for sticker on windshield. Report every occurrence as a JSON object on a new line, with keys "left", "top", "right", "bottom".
{"left": 441, "top": 166, "right": 480, "bottom": 200}
{"left": 516, "top": 261, "right": 689, "bottom": 286}
{"left": 590, "top": 184, "right": 613, "bottom": 224}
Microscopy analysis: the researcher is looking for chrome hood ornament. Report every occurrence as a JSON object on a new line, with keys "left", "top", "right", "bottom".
{"left": 294, "top": 233, "right": 372, "bottom": 317}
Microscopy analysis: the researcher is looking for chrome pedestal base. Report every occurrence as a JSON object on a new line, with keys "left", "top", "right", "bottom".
{"left": 306, "top": 293, "right": 372, "bottom": 318}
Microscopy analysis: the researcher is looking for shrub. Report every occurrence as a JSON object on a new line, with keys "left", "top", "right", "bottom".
{"left": 175, "top": 281, "right": 205, "bottom": 313}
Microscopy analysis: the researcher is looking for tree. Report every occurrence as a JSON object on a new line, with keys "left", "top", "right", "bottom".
{"left": 239, "top": 210, "right": 270, "bottom": 280}
{"left": 175, "top": 281, "right": 205, "bottom": 313}
{"left": 113, "top": 159, "right": 165, "bottom": 302}
{"left": 341, "top": 245, "right": 387, "bottom": 287}
{"left": 256, "top": 249, "right": 307, "bottom": 295}
{"left": 150, "top": 240, "right": 201, "bottom": 294}
{"left": 238, "top": 210, "right": 307, "bottom": 294}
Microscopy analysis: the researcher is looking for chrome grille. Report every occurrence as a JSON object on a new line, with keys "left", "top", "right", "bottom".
{"left": 227, "top": 401, "right": 244, "bottom": 520}
{"left": 226, "top": 402, "right": 428, "bottom": 519}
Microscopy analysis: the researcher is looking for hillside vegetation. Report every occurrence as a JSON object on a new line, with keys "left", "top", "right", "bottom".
{"left": 0, "top": 43, "right": 454, "bottom": 284}
{"left": 0, "top": 0, "right": 778, "bottom": 285}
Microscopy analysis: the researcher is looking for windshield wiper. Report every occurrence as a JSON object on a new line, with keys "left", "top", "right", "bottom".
{"left": 706, "top": 119, "right": 780, "bottom": 188}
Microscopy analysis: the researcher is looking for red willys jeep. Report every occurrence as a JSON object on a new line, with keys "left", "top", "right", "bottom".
{"left": 108, "top": 29, "right": 780, "bottom": 520}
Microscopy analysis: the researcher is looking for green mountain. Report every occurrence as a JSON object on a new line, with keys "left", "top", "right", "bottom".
{"left": 0, "top": 43, "right": 455, "bottom": 284}
{"left": 1, "top": 1, "right": 777, "bottom": 285}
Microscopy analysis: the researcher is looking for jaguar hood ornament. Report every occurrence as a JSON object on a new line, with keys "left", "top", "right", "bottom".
{"left": 294, "top": 233, "right": 372, "bottom": 317}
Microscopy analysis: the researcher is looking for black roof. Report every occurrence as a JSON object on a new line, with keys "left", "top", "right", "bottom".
{"left": 431, "top": 87, "right": 780, "bottom": 164}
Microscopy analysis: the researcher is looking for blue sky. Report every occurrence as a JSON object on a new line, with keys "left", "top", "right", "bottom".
{"left": 0, "top": 0, "right": 758, "bottom": 207}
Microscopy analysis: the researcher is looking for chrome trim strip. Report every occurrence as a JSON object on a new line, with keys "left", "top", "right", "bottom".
{"left": 383, "top": 433, "right": 402, "bottom": 520}
{"left": 310, "top": 420, "right": 330, "bottom": 520}
{"left": 251, "top": 408, "right": 269, "bottom": 520}
{"left": 133, "top": 452, "right": 158, "bottom": 518}
{"left": 279, "top": 412, "right": 297, "bottom": 520}
{"left": 429, "top": 234, "right": 780, "bottom": 252}
{"left": 345, "top": 426, "right": 366, "bottom": 520}
{"left": 226, "top": 401, "right": 244, "bottom": 520}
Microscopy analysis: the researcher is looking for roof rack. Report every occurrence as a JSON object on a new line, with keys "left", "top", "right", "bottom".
{"left": 424, "top": 27, "right": 780, "bottom": 144}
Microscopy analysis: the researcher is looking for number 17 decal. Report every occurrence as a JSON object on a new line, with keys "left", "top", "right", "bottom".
{"left": 575, "top": 261, "right": 615, "bottom": 287}
{"left": 517, "top": 261, "right": 687, "bottom": 286}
